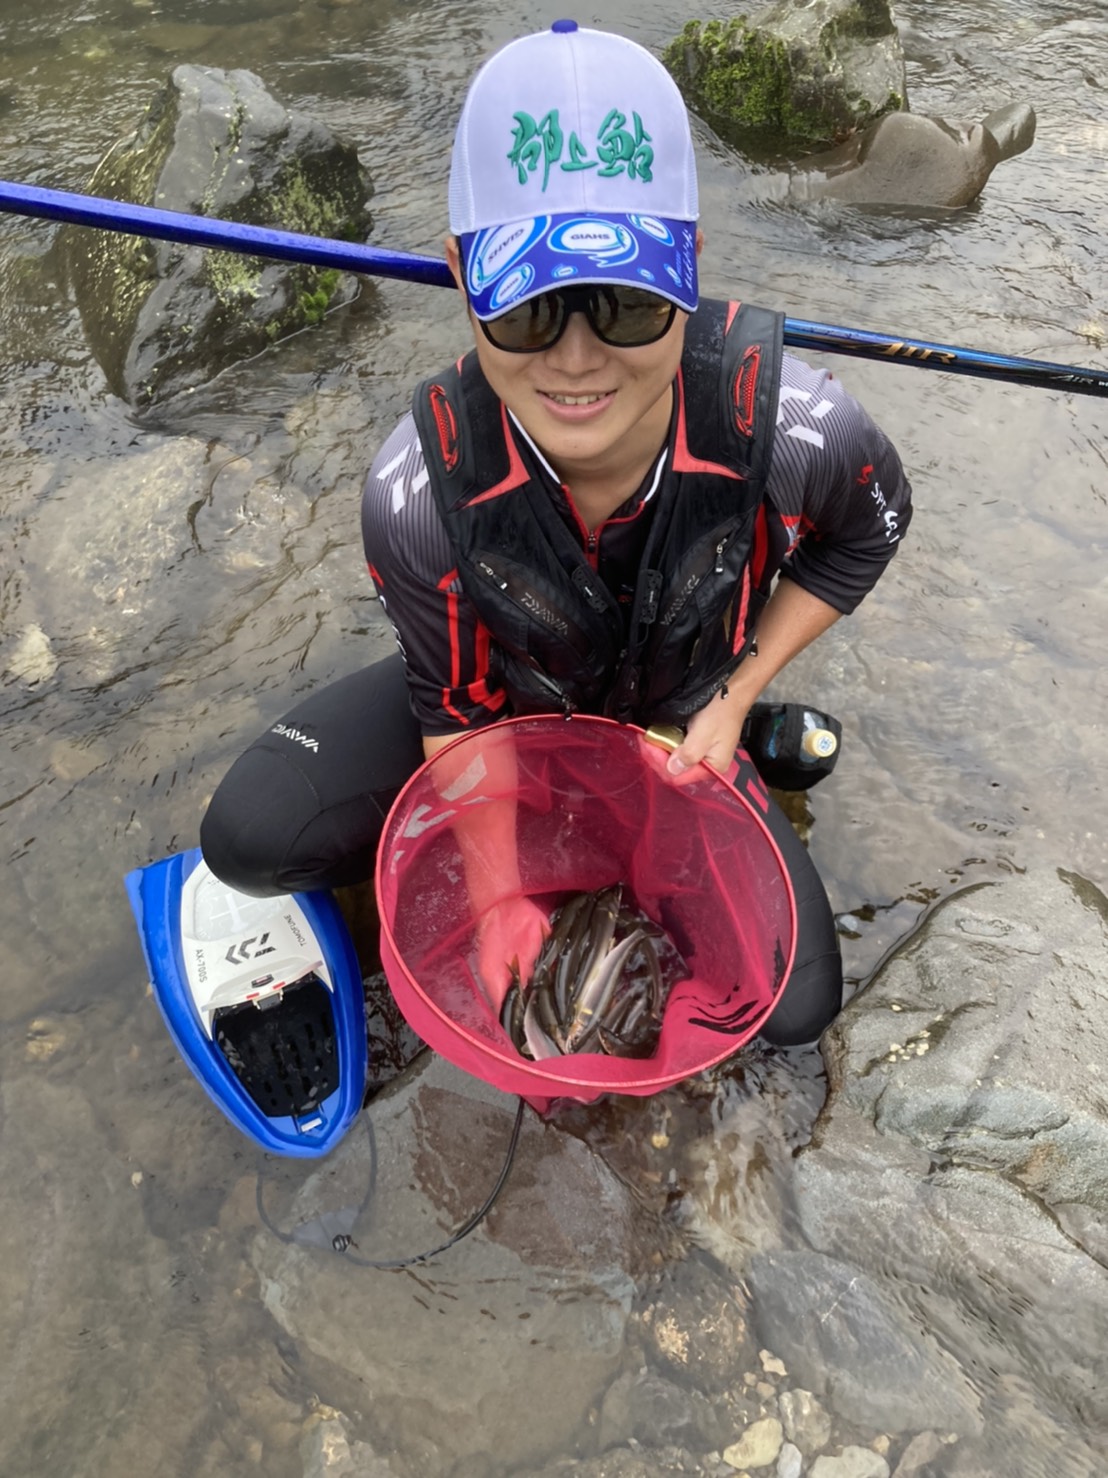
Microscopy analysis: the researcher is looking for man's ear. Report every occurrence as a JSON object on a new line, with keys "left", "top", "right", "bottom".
{"left": 444, "top": 235, "right": 465, "bottom": 292}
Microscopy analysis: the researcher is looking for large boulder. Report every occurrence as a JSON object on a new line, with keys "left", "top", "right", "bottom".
{"left": 789, "top": 101, "right": 1037, "bottom": 207}
{"left": 740, "top": 870, "right": 1108, "bottom": 1472}
{"left": 64, "top": 64, "right": 373, "bottom": 408}
{"left": 250, "top": 1052, "right": 652, "bottom": 1474}
{"left": 664, "top": 0, "right": 908, "bottom": 151}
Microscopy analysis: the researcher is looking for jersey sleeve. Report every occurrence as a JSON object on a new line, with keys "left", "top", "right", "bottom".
{"left": 360, "top": 413, "right": 507, "bottom": 734}
{"left": 765, "top": 357, "right": 914, "bottom": 614}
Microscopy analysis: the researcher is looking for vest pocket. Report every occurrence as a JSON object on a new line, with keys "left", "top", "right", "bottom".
{"left": 471, "top": 551, "right": 614, "bottom": 670}
{"left": 644, "top": 516, "right": 753, "bottom": 716}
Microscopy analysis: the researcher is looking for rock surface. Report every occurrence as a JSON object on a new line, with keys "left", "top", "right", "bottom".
{"left": 741, "top": 870, "right": 1108, "bottom": 1474}
{"left": 251, "top": 1052, "right": 656, "bottom": 1474}
{"left": 64, "top": 64, "right": 372, "bottom": 408}
{"left": 664, "top": 0, "right": 907, "bottom": 150}
{"left": 790, "top": 102, "right": 1036, "bottom": 207}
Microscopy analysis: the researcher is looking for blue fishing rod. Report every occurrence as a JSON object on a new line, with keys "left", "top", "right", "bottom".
{"left": 2, "top": 178, "right": 1106, "bottom": 399}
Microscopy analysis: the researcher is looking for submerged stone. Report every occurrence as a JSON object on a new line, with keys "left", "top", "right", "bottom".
{"left": 789, "top": 102, "right": 1036, "bottom": 207}
{"left": 64, "top": 64, "right": 373, "bottom": 408}
{"left": 663, "top": 0, "right": 907, "bottom": 151}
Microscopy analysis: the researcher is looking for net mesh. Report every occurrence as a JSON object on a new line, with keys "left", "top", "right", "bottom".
{"left": 376, "top": 717, "right": 795, "bottom": 1104}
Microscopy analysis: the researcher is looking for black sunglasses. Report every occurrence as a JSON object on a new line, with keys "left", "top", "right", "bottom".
{"left": 476, "top": 284, "right": 678, "bottom": 354}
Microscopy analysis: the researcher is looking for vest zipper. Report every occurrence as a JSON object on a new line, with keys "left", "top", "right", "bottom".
{"left": 659, "top": 529, "right": 734, "bottom": 629}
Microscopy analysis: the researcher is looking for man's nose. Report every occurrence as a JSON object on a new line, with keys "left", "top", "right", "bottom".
{"left": 545, "top": 308, "right": 606, "bottom": 368}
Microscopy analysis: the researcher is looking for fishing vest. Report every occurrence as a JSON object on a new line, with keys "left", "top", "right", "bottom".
{"left": 412, "top": 297, "right": 783, "bottom": 726}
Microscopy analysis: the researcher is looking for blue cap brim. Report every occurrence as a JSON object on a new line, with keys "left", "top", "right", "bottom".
{"left": 460, "top": 213, "right": 698, "bottom": 319}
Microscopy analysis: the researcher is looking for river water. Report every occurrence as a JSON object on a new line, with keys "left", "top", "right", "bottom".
{"left": 1, "top": 0, "right": 1105, "bottom": 1473}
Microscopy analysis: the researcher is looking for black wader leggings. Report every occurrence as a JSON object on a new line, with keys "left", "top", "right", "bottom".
{"left": 199, "top": 654, "right": 843, "bottom": 1047}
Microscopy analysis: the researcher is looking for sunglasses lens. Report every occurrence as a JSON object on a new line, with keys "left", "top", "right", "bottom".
{"left": 482, "top": 293, "right": 566, "bottom": 351}
{"left": 592, "top": 288, "right": 677, "bottom": 346}
{"left": 479, "top": 286, "right": 677, "bottom": 352}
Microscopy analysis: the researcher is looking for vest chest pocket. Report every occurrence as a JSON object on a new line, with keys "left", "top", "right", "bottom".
{"left": 470, "top": 552, "right": 615, "bottom": 672}
{"left": 642, "top": 515, "right": 755, "bottom": 718}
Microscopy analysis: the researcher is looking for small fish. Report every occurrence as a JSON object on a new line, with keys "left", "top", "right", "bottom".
{"left": 501, "top": 886, "right": 688, "bottom": 1061}
{"left": 499, "top": 958, "right": 527, "bottom": 1049}
{"left": 522, "top": 989, "right": 562, "bottom": 1059}
{"left": 564, "top": 928, "right": 645, "bottom": 1053}
{"left": 571, "top": 886, "right": 622, "bottom": 1002}
{"left": 553, "top": 892, "right": 597, "bottom": 1023}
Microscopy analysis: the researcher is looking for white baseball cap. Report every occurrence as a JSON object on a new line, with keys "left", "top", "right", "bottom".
{"left": 449, "top": 20, "right": 699, "bottom": 320}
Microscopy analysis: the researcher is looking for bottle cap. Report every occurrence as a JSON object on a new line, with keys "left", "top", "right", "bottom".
{"left": 801, "top": 728, "right": 838, "bottom": 760}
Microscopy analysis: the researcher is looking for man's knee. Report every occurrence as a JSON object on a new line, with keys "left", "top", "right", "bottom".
{"left": 200, "top": 746, "right": 318, "bottom": 896}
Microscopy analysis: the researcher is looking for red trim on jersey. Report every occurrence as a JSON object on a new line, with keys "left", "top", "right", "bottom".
{"left": 467, "top": 623, "right": 506, "bottom": 714}
{"left": 366, "top": 560, "right": 384, "bottom": 591}
{"left": 725, "top": 300, "right": 740, "bottom": 333}
{"left": 732, "top": 566, "right": 751, "bottom": 654}
{"left": 749, "top": 507, "right": 768, "bottom": 589}
{"left": 436, "top": 576, "right": 504, "bottom": 721}
{"left": 778, "top": 513, "right": 802, "bottom": 555}
{"left": 438, "top": 569, "right": 467, "bottom": 721}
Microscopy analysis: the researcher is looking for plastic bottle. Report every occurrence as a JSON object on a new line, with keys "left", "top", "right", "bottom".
{"left": 741, "top": 702, "right": 843, "bottom": 791}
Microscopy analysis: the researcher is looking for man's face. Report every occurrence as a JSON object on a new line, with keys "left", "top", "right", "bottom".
{"left": 445, "top": 238, "right": 692, "bottom": 482}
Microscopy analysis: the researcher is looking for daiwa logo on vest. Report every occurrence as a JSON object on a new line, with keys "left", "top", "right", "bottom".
{"left": 520, "top": 588, "right": 570, "bottom": 637}
{"left": 271, "top": 723, "right": 319, "bottom": 752}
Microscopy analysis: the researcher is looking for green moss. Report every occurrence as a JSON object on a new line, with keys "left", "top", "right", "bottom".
{"left": 664, "top": 19, "right": 842, "bottom": 145}
{"left": 664, "top": 16, "right": 900, "bottom": 149}
{"left": 204, "top": 249, "right": 264, "bottom": 304}
{"left": 267, "top": 163, "right": 350, "bottom": 240}
{"left": 297, "top": 266, "right": 340, "bottom": 325}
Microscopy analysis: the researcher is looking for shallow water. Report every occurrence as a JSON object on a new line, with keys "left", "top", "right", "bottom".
{"left": 1, "top": 0, "right": 1106, "bottom": 1472}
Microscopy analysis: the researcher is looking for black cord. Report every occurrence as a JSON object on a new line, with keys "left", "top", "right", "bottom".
{"left": 256, "top": 1096, "right": 527, "bottom": 1270}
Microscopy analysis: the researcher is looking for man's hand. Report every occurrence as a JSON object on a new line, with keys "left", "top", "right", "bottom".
{"left": 666, "top": 582, "right": 844, "bottom": 777}
{"left": 665, "top": 684, "right": 751, "bottom": 777}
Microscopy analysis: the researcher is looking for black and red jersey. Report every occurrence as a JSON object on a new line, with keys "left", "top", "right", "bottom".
{"left": 362, "top": 344, "right": 912, "bottom": 735}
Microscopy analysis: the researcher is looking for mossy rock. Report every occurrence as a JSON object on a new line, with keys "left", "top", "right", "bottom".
{"left": 64, "top": 65, "right": 373, "bottom": 408}
{"left": 664, "top": 1, "right": 908, "bottom": 154}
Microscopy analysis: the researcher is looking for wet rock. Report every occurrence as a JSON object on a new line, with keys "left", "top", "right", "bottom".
{"left": 777, "top": 1443, "right": 803, "bottom": 1478}
{"left": 4, "top": 622, "right": 57, "bottom": 684}
{"left": 64, "top": 64, "right": 372, "bottom": 408}
{"left": 24, "top": 1016, "right": 68, "bottom": 1062}
{"left": 664, "top": 0, "right": 906, "bottom": 150}
{"left": 826, "top": 872, "right": 1108, "bottom": 1220}
{"left": 599, "top": 1369, "right": 730, "bottom": 1453}
{"left": 746, "top": 1250, "right": 983, "bottom": 1436}
{"left": 722, "top": 1415, "right": 783, "bottom": 1469}
{"left": 778, "top": 1389, "right": 832, "bottom": 1454}
{"left": 759, "top": 1349, "right": 787, "bottom": 1378}
{"left": 787, "top": 103, "right": 1036, "bottom": 208}
{"left": 638, "top": 1260, "right": 758, "bottom": 1393}
{"left": 890, "top": 1431, "right": 944, "bottom": 1477}
{"left": 0, "top": 1013, "right": 307, "bottom": 1476}
{"left": 521, "top": 1448, "right": 708, "bottom": 1477}
{"left": 300, "top": 1415, "right": 394, "bottom": 1477}
{"left": 251, "top": 1052, "right": 665, "bottom": 1474}
{"left": 15, "top": 435, "right": 210, "bottom": 682}
{"left": 810, "top": 1450, "right": 890, "bottom": 1478}
{"left": 773, "top": 870, "right": 1108, "bottom": 1457}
